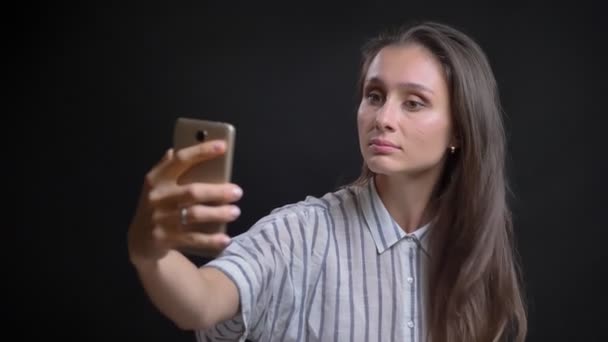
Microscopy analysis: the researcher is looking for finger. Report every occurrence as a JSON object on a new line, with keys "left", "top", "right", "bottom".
{"left": 151, "top": 224, "right": 170, "bottom": 242}
{"left": 168, "top": 140, "right": 227, "bottom": 177}
{"left": 177, "top": 232, "right": 232, "bottom": 257}
{"left": 149, "top": 183, "right": 243, "bottom": 209}
{"left": 184, "top": 204, "right": 241, "bottom": 224}
{"left": 151, "top": 208, "right": 178, "bottom": 230}
{"left": 152, "top": 204, "right": 241, "bottom": 230}
{"left": 149, "top": 225, "right": 227, "bottom": 258}
{"left": 145, "top": 148, "right": 176, "bottom": 186}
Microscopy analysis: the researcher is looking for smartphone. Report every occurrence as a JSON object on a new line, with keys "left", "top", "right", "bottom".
{"left": 173, "top": 117, "right": 236, "bottom": 235}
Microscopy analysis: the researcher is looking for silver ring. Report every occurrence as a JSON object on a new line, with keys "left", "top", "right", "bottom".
{"left": 180, "top": 207, "right": 188, "bottom": 226}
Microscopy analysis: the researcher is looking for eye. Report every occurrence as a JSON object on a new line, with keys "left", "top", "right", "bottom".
{"left": 404, "top": 100, "right": 425, "bottom": 111}
{"left": 365, "top": 90, "right": 384, "bottom": 106}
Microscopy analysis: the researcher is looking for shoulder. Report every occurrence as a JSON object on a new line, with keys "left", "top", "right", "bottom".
{"left": 251, "top": 184, "right": 363, "bottom": 229}
{"left": 230, "top": 184, "right": 365, "bottom": 250}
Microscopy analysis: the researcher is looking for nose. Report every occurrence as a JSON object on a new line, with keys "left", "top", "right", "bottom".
{"left": 374, "top": 99, "right": 398, "bottom": 132}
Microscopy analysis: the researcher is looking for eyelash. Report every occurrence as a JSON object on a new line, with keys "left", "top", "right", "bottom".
{"left": 365, "top": 89, "right": 426, "bottom": 110}
{"left": 366, "top": 90, "right": 383, "bottom": 105}
{"left": 404, "top": 100, "right": 424, "bottom": 110}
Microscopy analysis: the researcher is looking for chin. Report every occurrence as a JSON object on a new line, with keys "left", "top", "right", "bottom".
{"left": 366, "top": 158, "right": 403, "bottom": 175}
{"left": 366, "top": 156, "right": 433, "bottom": 177}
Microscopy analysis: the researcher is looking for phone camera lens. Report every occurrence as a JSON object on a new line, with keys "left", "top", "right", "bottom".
{"left": 196, "top": 130, "right": 207, "bottom": 142}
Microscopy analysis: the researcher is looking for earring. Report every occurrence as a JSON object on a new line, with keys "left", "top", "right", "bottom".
{"left": 450, "top": 146, "right": 456, "bottom": 154}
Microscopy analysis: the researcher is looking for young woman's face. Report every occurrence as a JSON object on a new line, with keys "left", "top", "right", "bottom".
{"left": 357, "top": 44, "right": 454, "bottom": 178}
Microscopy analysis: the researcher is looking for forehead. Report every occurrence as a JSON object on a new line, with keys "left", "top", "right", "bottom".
{"left": 365, "top": 44, "right": 447, "bottom": 93}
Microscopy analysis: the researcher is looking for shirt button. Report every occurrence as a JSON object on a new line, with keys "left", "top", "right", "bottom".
{"left": 407, "top": 321, "right": 414, "bottom": 328}
{"left": 407, "top": 277, "right": 414, "bottom": 284}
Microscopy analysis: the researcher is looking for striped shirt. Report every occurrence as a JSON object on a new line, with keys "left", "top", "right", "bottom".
{"left": 196, "top": 178, "right": 431, "bottom": 342}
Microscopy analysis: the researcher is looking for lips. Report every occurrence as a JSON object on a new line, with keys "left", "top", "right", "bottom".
{"left": 368, "top": 138, "right": 401, "bottom": 154}
{"left": 369, "top": 138, "right": 400, "bottom": 149}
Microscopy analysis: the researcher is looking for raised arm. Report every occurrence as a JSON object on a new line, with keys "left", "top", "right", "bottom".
{"left": 128, "top": 140, "right": 242, "bottom": 330}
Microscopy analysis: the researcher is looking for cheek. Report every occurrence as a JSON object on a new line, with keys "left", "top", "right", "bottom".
{"left": 357, "top": 106, "right": 374, "bottom": 129}
{"left": 357, "top": 108, "right": 373, "bottom": 151}
{"left": 410, "top": 115, "right": 451, "bottom": 148}
{"left": 356, "top": 109, "right": 368, "bottom": 133}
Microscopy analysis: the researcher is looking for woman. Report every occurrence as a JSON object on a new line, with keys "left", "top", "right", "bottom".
{"left": 128, "top": 21, "right": 527, "bottom": 341}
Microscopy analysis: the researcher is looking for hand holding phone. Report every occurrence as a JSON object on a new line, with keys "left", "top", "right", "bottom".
{"left": 173, "top": 118, "right": 237, "bottom": 234}
{"left": 127, "top": 117, "right": 240, "bottom": 261}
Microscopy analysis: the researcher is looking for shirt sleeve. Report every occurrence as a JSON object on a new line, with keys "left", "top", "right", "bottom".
{"left": 194, "top": 216, "right": 294, "bottom": 342}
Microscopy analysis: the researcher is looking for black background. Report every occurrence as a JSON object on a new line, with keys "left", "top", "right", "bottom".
{"left": 17, "top": 1, "right": 607, "bottom": 341}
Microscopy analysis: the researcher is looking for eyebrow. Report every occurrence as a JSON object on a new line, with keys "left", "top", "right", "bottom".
{"left": 365, "top": 77, "right": 435, "bottom": 95}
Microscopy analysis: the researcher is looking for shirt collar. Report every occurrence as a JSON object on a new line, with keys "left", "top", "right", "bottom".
{"left": 358, "top": 177, "right": 431, "bottom": 254}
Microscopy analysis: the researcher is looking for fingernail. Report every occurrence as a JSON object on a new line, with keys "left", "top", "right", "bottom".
{"left": 219, "top": 235, "right": 232, "bottom": 246}
{"left": 232, "top": 187, "right": 243, "bottom": 198}
{"left": 213, "top": 141, "right": 225, "bottom": 152}
{"left": 231, "top": 206, "right": 241, "bottom": 218}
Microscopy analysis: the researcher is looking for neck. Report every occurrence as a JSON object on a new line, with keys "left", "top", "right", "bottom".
{"left": 374, "top": 169, "right": 441, "bottom": 234}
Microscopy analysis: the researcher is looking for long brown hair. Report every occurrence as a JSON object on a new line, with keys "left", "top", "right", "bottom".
{"left": 352, "top": 21, "right": 527, "bottom": 341}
